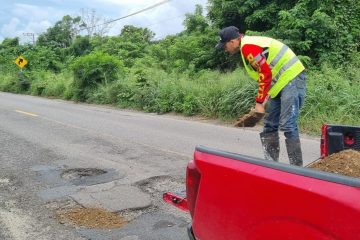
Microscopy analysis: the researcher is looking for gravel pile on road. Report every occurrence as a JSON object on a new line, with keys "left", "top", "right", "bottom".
{"left": 308, "top": 149, "right": 360, "bottom": 178}
{"left": 58, "top": 208, "right": 127, "bottom": 228}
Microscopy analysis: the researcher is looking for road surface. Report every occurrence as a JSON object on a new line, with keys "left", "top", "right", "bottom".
{"left": 0, "top": 92, "right": 320, "bottom": 239}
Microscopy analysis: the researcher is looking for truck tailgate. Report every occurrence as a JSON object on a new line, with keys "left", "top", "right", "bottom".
{"left": 191, "top": 146, "right": 360, "bottom": 240}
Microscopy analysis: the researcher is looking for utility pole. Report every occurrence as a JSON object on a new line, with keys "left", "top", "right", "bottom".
{"left": 23, "top": 32, "right": 35, "bottom": 44}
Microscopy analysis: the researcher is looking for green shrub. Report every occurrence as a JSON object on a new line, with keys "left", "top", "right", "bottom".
{"left": 42, "top": 73, "right": 70, "bottom": 97}
{"left": 29, "top": 71, "right": 49, "bottom": 95}
{"left": 87, "top": 81, "right": 122, "bottom": 104}
{"left": 0, "top": 74, "right": 19, "bottom": 92}
{"left": 182, "top": 94, "right": 200, "bottom": 116}
{"left": 0, "top": 71, "right": 30, "bottom": 93}
{"left": 71, "top": 51, "right": 125, "bottom": 101}
{"left": 25, "top": 46, "right": 63, "bottom": 73}
{"left": 299, "top": 62, "right": 360, "bottom": 134}
{"left": 28, "top": 71, "right": 72, "bottom": 98}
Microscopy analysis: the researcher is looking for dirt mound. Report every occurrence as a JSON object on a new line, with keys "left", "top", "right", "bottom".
{"left": 58, "top": 208, "right": 127, "bottom": 228}
{"left": 308, "top": 149, "right": 360, "bottom": 178}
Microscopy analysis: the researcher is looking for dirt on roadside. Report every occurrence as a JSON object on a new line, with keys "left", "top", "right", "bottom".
{"left": 308, "top": 149, "right": 360, "bottom": 178}
{"left": 57, "top": 208, "right": 127, "bottom": 229}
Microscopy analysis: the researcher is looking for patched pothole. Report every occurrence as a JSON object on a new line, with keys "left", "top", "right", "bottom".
{"left": 61, "top": 168, "right": 107, "bottom": 180}
{"left": 57, "top": 208, "right": 127, "bottom": 228}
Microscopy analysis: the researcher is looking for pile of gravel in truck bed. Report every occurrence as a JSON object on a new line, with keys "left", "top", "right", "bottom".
{"left": 308, "top": 149, "right": 360, "bottom": 178}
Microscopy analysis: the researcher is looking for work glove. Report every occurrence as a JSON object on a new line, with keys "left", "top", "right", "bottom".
{"left": 234, "top": 109, "right": 265, "bottom": 127}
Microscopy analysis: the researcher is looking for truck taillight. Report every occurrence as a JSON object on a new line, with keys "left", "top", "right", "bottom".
{"left": 344, "top": 132, "right": 355, "bottom": 145}
{"left": 186, "top": 160, "right": 201, "bottom": 218}
{"left": 321, "top": 124, "right": 329, "bottom": 158}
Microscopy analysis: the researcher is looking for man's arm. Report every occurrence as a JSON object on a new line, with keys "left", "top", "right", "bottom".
{"left": 241, "top": 44, "right": 272, "bottom": 112}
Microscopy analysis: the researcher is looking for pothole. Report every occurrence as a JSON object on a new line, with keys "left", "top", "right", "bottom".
{"left": 136, "top": 175, "right": 184, "bottom": 195}
{"left": 57, "top": 208, "right": 127, "bottom": 228}
{"left": 61, "top": 168, "right": 107, "bottom": 180}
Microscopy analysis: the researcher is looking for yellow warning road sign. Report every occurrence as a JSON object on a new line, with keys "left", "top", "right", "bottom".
{"left": 15, "top": 56, "right": 28, "bottom": 69}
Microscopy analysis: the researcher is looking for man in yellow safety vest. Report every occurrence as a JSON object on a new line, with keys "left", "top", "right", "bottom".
{"left": 216, "top": 26, "right": 306, "bottom": 166}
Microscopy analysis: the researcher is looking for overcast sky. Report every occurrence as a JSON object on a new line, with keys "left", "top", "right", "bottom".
{"left": 0, "top": 0, "right": 208, "bottom": 43}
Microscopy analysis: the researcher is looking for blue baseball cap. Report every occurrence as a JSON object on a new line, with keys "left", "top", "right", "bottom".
{"left": 215, "top": 26, "right": 240, "bottom": 49}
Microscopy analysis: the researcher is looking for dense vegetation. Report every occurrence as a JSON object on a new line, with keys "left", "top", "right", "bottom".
{"left": 0, "top": 0, "right": 359, "bottom": 134}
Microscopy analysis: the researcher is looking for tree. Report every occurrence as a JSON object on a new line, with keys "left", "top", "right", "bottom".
{"left": 24, "top": 46, "right": 63, "bottom": 73}
{"left": 79, "top": 8, "right": 114, "bottom": 37}
{"left": 69, "top": 36, "right": 92, "bottom": 56}
{"left": 0, "top": 37, "right": 22, "bottom": 73}
{"left": 0, "top": 37, "right": 19, "bottom": 48}
{"left": 274, "top": 0, "right": 360, "bottom": 63}
{"left": 119, "top": 25, "right": 155, "bottom": 43}
{"left": 207, "top": 0, "right": 298, "bottom": 32}
{"left": 207, "top": 0, "right": 360, "bottom": 65}
{"left": 90, "top": 26, "right": 155, "bottom": 68}
{"left": 37, "top": 15, "right": 82, "bottom": 48}
{"left": 184, "top": 5, "right": 209, "bottom": 34}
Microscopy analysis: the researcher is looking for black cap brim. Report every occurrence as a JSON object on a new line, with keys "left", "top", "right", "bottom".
{"left": 215, "top": 42, "right": 225, "bottom": 49}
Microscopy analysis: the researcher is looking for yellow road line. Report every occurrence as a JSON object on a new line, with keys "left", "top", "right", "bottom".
{"left": 15, "top": 110, "right": 38, "bottom": 117}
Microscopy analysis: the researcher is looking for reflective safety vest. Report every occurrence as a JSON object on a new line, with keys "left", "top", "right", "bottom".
{"left": 240, "top": 36, "right": 305, "bottom": 98}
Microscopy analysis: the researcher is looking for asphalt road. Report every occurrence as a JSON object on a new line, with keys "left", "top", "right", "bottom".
{"left": 0, "top": 92, "right": 320, "bottom": 240}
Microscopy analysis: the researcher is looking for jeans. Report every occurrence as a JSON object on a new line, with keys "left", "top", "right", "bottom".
{"left": 262, "top": 71, "right": 306, "bottom": 139}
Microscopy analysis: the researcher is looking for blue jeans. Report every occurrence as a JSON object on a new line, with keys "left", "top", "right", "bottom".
{"left": 262, "top": 72, "right": 306, "bottom": 139}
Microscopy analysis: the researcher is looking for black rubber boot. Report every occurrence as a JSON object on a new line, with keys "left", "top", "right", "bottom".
{"left": 285, "top": 138, "right": 303, "bottom": 166}
{"left": 260, "top": 132, "right": 280, "bottom": 162}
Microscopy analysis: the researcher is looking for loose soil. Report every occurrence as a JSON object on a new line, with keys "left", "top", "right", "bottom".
{"left": 57, "top": 208, "right": 127, "bottom": 228}
{"left": 234, "top": 110, "right": 264, "bottom": 128}
{"left": 308, "top": 149, "right": 360, "bottom": 178}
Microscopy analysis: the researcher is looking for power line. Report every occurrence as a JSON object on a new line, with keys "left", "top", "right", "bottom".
{"left": 145, "top": 14, "right": 185, "bottom": 28}
{"left": 145, "top": 14, "right": 186, "bottom": 40}
{"left": 78, "top": 0, "right": 171, "bottom": 33}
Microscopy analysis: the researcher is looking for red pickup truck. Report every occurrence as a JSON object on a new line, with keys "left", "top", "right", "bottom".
{"left": 164, "top": 124, "right": 360, "bottom": 240}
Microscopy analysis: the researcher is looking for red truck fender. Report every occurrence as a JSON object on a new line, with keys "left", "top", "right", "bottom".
{"left": 245, "top": 219, "right": 337, "bottom": 240}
